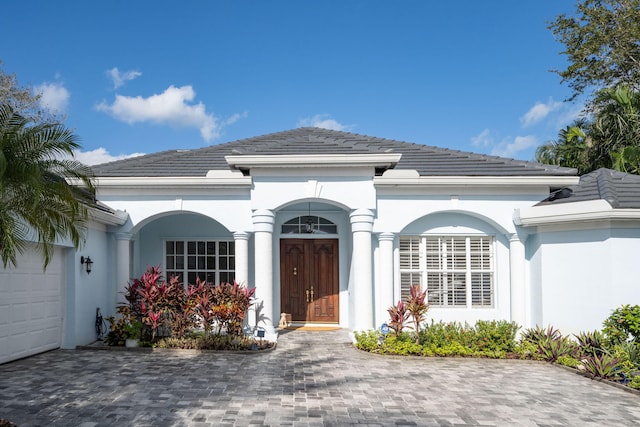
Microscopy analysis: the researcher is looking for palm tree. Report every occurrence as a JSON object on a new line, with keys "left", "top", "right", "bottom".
{"left": 535, "top": 120, "right": 593, "bottom": 174}
{"left": 536, "top": 86, "right": 640, "bottom": 175}
{"left": 0, "top": 103, "right": 95, "bottom": 268}
{"left": 612, "top": 146, "right": 640, "bottom": 174}
{"left": 592, "top": 85, "right": 640, "bottom": 173}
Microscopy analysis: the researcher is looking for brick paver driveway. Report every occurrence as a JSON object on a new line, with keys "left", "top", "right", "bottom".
{"left": 1, "top": 329, "right": 639, "bottom": 426}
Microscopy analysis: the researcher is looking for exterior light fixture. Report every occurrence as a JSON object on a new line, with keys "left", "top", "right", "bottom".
{"left": 305, "top": 202, "right": 315, "bottom": 233}
{"left": 80, "top": 256, "right": 94, "bottom": 274}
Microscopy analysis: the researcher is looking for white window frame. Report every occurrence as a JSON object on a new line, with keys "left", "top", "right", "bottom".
{"left": 164, "top": 239, "right": 235, "bottom": 286}
{"left": 399, "top": 235, "right": 495, "bottom": 308}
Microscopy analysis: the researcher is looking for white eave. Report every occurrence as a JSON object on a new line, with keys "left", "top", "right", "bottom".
{"left": 374, "top": 169, "right": 580, "bottom": 188}
{"left": 94, "top": 171, "right": 251, "bottom": 189}
{"left": 89, "top": 206, "right": 129, "bottom": 226}
{"left": 514, "top": 199, "right": 640, "bottom": 226}
{"left": 225, "top": 153, "right": 402, "bottom": 169}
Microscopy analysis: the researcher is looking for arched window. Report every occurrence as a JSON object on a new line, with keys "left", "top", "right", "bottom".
{"left": 281, "top": 216, "right": 337, "bottom": 234}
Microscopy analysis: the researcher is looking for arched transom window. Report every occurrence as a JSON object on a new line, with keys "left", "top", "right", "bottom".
{"left": 281, "top": 216, "right": 337, "bottom": 234}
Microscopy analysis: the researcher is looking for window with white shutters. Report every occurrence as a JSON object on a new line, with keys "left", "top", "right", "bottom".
{"left": 399, "top": 236, "right": 494, "bottom": 308}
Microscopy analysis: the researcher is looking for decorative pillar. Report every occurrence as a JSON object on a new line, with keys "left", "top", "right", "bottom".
{"left": 115, "top": 232, "right": 132, "bottom": 306}
{"left": 378, "top": 232, "right": 395, "bottom": 328}
{"left": 509, "top": 234, "right": 526, "bottom": 329}
{"left": 350, "top": 208, "right": 375, "bottom": 331}
{"left": 233, "top": 231, "right": 250, "bottom": 286}
{"left": 252, "top": 209, "right": 275, "bottom": 332}
{"left": 234, "top": 231, "right": 253, "bottom": 330}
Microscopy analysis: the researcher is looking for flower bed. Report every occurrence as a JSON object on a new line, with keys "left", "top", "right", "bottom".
{"left": 356, "top": 290, "right": 640, "bottom": 392}
{"left": 104, "top": 266, "right": 266, "bottom": 351}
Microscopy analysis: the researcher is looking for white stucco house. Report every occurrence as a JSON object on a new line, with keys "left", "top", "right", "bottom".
{"left": 2, "top": 127, "right": 640, "bottom": 363}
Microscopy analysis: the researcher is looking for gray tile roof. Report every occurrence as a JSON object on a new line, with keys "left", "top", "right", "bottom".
{"left": 538, "top": 168, "right": 640, "bottom": 209}
{"left": 92, "top": 127, "right": 577, "bottom": 177}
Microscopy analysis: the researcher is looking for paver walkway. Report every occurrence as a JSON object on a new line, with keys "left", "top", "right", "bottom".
{"left": 0, "top": 329, "right": 639, "bottom": 426}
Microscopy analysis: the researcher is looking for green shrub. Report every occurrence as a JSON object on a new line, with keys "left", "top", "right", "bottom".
{"left": 620, "top": 341, "right": 640, "bottom": 370}
{"left": 578, "top": 354, "right": 620, "bottom": 380}
{"left": 557, "top": 355, "right": 580, "bottom": 368}
{"left": 609, "top": 342, "right": 640, "bottom": 375}
{"left": 433, "top": 341, "right": 471, "bottom": 357}
{"left": 473, "top": 320, "right": 519, "bottom": 352}
{"left": 155, "top": 334, "right": 271, "bottom": 350}
{"left": 354, "top": 330, "right": 382, "bottom": 352}
{"left": 603, "top": 304, "right": 640, "bottom": 345}
{"left": 104, "top": 316, "right": 128, "bottom": 346}
{"left": 522, "top": 325, "right": 577, "bottom": 363}
{"left": 521, "top": 325, "right": 549, "bottom": 344}
{"left": 381, "top": 335, "right": 424, "bottom": 355}
{"left": 538, "top": 334, "right": 578, "bottom": 363}
{"left": 364, "top": 320, "right": 519, "bottom": 358}
{"left": 629, "top": 376, "right": 640, "bottom": 390}
{"left": 419, "top": 321, "right": 467, "bottom": 347}
{"left": 514, "top": 340, "right": 545, "bottom": 361}
{"left": 575, "top": 330, "right": 607, "bottom": 357}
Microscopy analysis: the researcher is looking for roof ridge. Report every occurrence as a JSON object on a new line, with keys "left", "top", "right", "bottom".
{"left": 595, "top": 169, "right": 619, "bottom": 208}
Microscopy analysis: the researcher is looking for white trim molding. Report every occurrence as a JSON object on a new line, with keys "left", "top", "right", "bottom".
{"left": 94, "top": 172, "right": 251, "bottom": 190}
{"left": 375, "top": 170, "right": 579, "bottom": 189}
{"left": 514, "top": 199, "right": 640, "bottom": 227}
{"left": 225, "top": 153, "right": 402, "bottom": 170}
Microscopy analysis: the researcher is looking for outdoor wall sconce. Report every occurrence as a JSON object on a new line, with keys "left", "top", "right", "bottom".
{"left": 80, "top": 256, "right": 94, "bottom": 274}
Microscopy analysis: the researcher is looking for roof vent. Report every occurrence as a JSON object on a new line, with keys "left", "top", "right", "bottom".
{"left": 548, "top": 187, "right": 573, "bottom": 201}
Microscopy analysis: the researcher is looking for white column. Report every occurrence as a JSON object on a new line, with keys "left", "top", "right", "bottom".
{"left": 378, "top": 232, "right": 395, "bottom": 327}
{"left": 252, "top": 209, "right": 275, "bottom": 332}
{"left": 350, "top": 208, "right": 375, "bottom": 331}
{"left": 115, "top": 232, "right": 132, "bottom": 307}
{"left": 509, "top": 234, "right": 526, "bottom": 329}
{"left": 234, "top": 231, "right": 253, "bottom": 330}
{"left": 233, "top": 231, "right": 250, "bottom": 287}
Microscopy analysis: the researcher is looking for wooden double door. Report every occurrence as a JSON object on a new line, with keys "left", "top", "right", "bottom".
{"left": 280, "top": 239, "right": 339, "bottom": 323}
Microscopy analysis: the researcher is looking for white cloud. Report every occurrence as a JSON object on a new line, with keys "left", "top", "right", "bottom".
{"left": 297, "top": 114, "right": 352, "bottom": 131}
{"left": 33, "top": 82, "right": 70, "bottom": 113}
{"left": 223, "top": 111, "right": 248, "bottom": 126}
{"left": 470, "top": 128, "right": 492, "bottom": 147}
{"left": 96, "top": 85, "right": 219, "bottom": 141}
{"left": 72, "top": 147, "right": 145, "bottom": 166}
{"left": 520, "top": 98, "right": 562, "bottom": 127}
{"left": 490, "top": 135, "right": 539, "bottom": 158}
{"left": 107, "top": 67, "right": 142, "bottom": 89}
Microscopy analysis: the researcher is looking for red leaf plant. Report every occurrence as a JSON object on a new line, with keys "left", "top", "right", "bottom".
{"left": 387, "top": 300, "right": 409, "bottom": 336}
{"left": 115, "top": 266, "right": 256, "bottom": 343}
{"left": 406, "top": 284, "right": 429, "bottom": 344}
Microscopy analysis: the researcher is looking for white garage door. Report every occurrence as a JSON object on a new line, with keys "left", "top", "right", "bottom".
{"left": 0, "top": 244, "right": 65, "bottom": 364}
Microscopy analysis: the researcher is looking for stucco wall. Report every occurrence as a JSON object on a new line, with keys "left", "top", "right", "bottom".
{"left": 528, "top": 225, "right": 640, "bottom": 336}
{"left": 64, "top": 223, "right": 117, "bottom": 348}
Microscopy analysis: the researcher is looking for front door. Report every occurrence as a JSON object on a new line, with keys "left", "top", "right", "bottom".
{"left": 280, "top": 239, "right": 339, "bottom": 323}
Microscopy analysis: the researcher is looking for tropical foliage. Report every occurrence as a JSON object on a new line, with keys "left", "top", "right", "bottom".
{"left": 535, "top": 86, "right": 640, "bottom": 174}
{"left": 105, "top": 266, "right": 258, "bottom": 348}
{"left": 548, "top": 0, "right": 640, "bottom": 102}
{"left": 355, "top": 303, "right": 640, "bottom": 389}
{"left": 541, "top": 1, "right": 640, "bottom": 174}
{"left": 0, "top": 102, "right": 94, "bottom": 268}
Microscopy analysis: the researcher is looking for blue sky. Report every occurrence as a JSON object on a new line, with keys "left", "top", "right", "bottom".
{"left": 1, "top": 1, "right": 582, "bottom": 165}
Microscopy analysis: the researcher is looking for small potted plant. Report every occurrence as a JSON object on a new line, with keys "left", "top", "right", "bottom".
{"left": 124, "top": 320, "right": 143, "bottom": 348}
